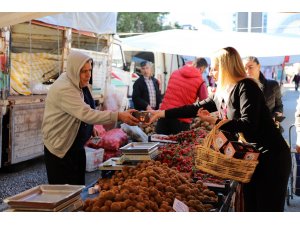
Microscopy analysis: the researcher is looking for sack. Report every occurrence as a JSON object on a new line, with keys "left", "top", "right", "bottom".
{"left": 101, "top": 128, "right": 128, "bottom": 151}
{"left": 94, "top": 125, "right": 106, "bottom": 137}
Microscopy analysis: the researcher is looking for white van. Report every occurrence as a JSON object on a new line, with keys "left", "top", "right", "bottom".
{"left": 124, "top": 50, "right": 198, "bottom": 95}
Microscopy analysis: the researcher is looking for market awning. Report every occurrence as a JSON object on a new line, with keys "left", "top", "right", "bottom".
{"left": 0, "top": 12, "right": 56, "bottom": 28}
{"left": 0, "top": 12, "right": 117, "bottom": 34}
{"left": 122, "top": 29, "right": 300, "bottom": 66}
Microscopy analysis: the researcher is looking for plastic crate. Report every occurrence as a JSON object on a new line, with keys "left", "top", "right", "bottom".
{"left": 85, "top": 147, "right": 104, "bottom": 172}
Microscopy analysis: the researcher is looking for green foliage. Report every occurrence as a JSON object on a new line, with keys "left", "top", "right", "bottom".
{"left": 117, "top": 12, "right": 170, "bottom": 33}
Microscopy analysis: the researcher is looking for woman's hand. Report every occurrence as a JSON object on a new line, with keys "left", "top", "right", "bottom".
{"left": 118, "top": 109, "right": 140, "bottom": 126}
{"left": 197, "top": 108, "right": 217, "bottom": 125}
{"left": 146, "top": 110, "right": 165, "bottom": 124}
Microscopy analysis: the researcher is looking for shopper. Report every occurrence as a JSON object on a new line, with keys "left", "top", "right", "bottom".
{"left": 243, "top": 56, "right": 284, "bottom": 132}
{"left": 243, "top": 56, "right": 283, "bottom": 117}
{"left": 156, "top": 58, "right": 208, "bottom": 135}
{"left": 42, "top": 50, "right": 139, "bottom": 185}
{"left": 293, "top": 72, "right": 300, "bottom": 91}
{"left": 132, "top": 61, "right": 162, "bottom": 110}
{"left": 150, "top": 47, "right": 291, "bottom": 212}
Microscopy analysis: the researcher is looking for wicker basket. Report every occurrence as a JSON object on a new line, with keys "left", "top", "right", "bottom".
{"left": 195, "top": 120, "right": 258, "bottom": 183}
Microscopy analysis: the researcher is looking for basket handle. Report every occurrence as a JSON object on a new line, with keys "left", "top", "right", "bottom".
{"left": 203, "top": 119, "right": 229, "bottom": 149}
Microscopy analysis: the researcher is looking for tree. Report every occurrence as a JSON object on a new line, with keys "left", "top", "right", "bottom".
{"left": 117, "top": 12, "right": 169, "bottom": 33}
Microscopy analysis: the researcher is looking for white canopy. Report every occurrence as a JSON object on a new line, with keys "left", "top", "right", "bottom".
{"left": 37, "top": 12, "right": 117, "bottom": 34}
{"left": 0, "top": 12, "right": 56, "bottom": 28}
{"left": 0, "top": 12, "right": 117, "bottom": 34}
{"left": 122, "top": 29, "right": 300, "bottom": 66}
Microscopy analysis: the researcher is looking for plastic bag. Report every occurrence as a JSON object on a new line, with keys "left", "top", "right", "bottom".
{"left": 103, "top": 149, "right": 122, "bottom": 162}
{"left": 103, "top": 84, "right": 126, "bottom": 111}
{"left": 101, "top": 128, "right": 128, "bottom": 151}
{"left": 85, "top": 147, "right": 104, "bottom": 172}
{"left": 86, "top": 137, "right": 102, "bottom": 149}
{"left": 120, "top": 123, "right": 148, "bottom": 142}
{"left": 31, "top": 81, "right": 52, "bottom": 94}
{"left": 94, "top": 125, "right": 106, "bottom": 137}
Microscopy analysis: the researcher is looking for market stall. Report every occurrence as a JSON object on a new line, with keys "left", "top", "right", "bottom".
{"left": 80, "top": 116, "right": 242, "bottom": 212}
{"left": 4, "top": 112, "right": 256, "bottom": 212}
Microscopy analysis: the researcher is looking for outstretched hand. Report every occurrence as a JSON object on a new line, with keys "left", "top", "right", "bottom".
{"left": 145, "top": 110, "right": 165, "bottom": 125}
{"left": 118, "top": 109, "right": 140, "bottom": 126}
{"left": 197, "top": 108, "right": 217, "bottom": 125}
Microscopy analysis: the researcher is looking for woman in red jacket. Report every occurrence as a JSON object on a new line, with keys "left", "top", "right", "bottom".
{"left": 156, "top": 58, "right": 208, "bottom": 135}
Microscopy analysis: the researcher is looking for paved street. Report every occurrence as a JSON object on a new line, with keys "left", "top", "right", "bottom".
{"left": 0, "top": 157, "right": 102, "bottom": 212}
{"left": 280, "top": 83, "right": 300, "bottom": 211}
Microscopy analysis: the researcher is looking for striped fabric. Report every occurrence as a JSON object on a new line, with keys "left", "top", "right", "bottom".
{"left": 144, "top": 77, "right": 156, "bottom": 108}
{"left": 10, "top": 52, "right": 61, "bottom": 95}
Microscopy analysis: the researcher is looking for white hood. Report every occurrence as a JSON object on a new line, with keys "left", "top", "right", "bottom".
{"left": 66, "top": 50, "right": 92, "bottom": 89}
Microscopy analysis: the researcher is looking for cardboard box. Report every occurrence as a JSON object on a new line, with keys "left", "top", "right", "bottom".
{"left": 222, "top": 141, "right": 259, "bottom": 161}
{"left": 212, "top": 130, "right": 237, "bottom": 151}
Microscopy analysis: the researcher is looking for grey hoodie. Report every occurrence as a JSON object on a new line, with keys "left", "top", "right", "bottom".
{"left": 42, "top": 50, "right": 118, "bottom": 158}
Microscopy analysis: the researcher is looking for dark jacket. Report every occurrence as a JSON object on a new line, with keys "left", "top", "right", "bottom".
{"left": 132, "top": 76, "right": 162, "bottom": 110}
{"left": 293, "top": 74, "right": 300, "bottom": 84}
{"left": 165, "top": 78, "right": 291, "bottom": 211}
{"left": 259, "top": 72, "right": 283, "bottom": 117}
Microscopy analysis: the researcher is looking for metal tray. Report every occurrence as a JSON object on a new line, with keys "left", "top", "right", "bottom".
{"left": 4, "top": 184, "right": 85, "bottom": 209}
{"left": 7, "top": 196, "right": 83, "bottom": 212}
{"left": 120, "top": 142, "right": 159, "bottom": 151}
{"left": 150, "top": 134, "right": 178, "bottom": 144}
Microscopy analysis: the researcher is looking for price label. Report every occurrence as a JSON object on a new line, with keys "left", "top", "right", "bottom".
{"left": 173, "top": 198, "right": 189, "bottom": 212}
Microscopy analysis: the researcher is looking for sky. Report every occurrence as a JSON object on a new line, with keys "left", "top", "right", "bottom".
{"left": 165, "top": 12, "right": 234, "bottom": 31}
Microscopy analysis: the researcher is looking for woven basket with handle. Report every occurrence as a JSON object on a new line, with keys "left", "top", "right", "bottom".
{"left": 195, "top": 119, "right": 259, "bottom": 183}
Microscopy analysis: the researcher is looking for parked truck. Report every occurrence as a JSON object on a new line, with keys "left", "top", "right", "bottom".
{"left": 0, "top": 12, "right": 127, "bottom": 167}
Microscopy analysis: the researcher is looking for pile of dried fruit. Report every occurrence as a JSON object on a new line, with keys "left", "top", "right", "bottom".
{"left": 83, "top": 161, "right": 217, "bottom": 212}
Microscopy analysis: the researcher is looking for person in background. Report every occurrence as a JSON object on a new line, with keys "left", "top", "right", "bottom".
{"left": 132, "top": 61, "right": 162, "bottom": 111}
{"left": 293, "top": 71, "right": 300, "bottom": 91}
{"left": 156, "top": 58, "right": 208, "bottom": 135}
{"left": 42, "top": 50, "right": 139, "bottom": 185}
{"left": 243, "top": 56, "right": 284, "bottom": 131}
{"left": 149, "top": 47, "right": 291, "bottom": 211}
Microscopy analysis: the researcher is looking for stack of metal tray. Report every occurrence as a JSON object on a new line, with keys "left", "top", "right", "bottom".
{"left": 120, "top": 142, "right": 159, "bottom": 154}
{"left": 4, "top": 184, "right": 85, "bottom": 212}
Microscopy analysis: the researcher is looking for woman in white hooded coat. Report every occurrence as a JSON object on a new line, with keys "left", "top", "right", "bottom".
{"left": 42, "top": 50, "right": 138, "bottom": 185}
